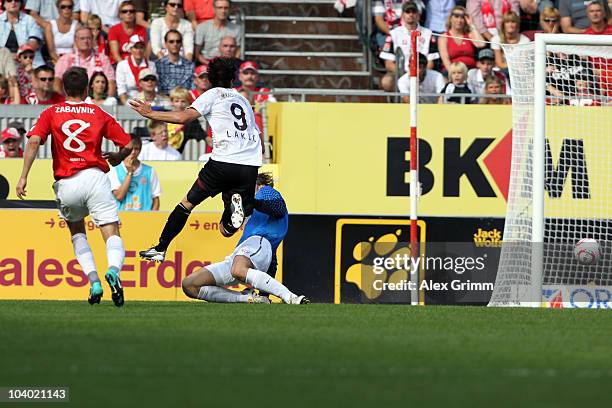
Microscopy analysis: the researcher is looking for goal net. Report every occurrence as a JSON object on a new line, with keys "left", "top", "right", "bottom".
{"left": 489, "top": 34, "right": 612, "bottom": 307}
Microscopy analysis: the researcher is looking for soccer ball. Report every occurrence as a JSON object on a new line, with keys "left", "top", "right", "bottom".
{"left": 573, "top": 238, "right": 600, "bottom": 265}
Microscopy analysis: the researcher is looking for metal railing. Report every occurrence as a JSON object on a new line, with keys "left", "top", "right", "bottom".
{"left": 0, "top": 92, "right": 512, "bottom": 161}
{"left": 0, "top": 105, "right": 210, "bottom": 161}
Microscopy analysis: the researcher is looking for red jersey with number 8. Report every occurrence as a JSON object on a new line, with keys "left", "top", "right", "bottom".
{"left": 27, "top": 102, "right": 131, "bottom": 180}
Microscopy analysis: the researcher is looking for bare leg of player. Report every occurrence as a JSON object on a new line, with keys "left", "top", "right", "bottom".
{"left": 67, "top": 220, "right": 101, "bottom": 305}
{"left": 100, "top": 223, "right": 125, "bottom": 307}
{"left": 182, "top": 268, "right": 264, "bottom": 303}
{"left": 230, "top": 256, "right": 309, "bottom": 304}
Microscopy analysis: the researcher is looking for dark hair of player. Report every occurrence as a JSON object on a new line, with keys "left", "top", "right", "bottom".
{"left": 208, "top": 57, "right": 235, "bottom": 88}
{"left": 256, "top": 173, "right": 274, "bottom": 187}
{"left": 62, "top": 67, "right": 89, "bottom": 97}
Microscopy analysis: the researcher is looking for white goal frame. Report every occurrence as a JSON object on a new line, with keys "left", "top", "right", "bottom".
{"left": 530, "top": 34, "right": 612, "bottom": 306}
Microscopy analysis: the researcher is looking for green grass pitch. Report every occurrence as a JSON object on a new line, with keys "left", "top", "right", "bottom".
{"left": 1, "top": 301, "right": 611, "bottom": 408}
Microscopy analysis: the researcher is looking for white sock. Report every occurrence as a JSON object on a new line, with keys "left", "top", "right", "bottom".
{"left": 245, "top": 268, "right": 294, "bottom": 303}
{"left": 197, "top": 286, "right": 249, "bottom": 303}
{"left": 106, "top": 235, "right": 125, "bottom": 275}
{"left": 71, "top": 233, "right": 98, "bottom": 284}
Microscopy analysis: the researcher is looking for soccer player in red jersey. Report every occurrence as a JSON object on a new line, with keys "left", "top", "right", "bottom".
{"left": 16, "top": 67, "right": 133, "bottom": 307}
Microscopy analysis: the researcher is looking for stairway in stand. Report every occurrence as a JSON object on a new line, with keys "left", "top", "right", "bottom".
{"left": 235, "top": 0, "right": 381, "bottom": 102}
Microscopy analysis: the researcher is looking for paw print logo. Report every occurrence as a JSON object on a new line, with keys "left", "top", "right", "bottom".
{"left": 345, "top": 229, "right": 412, "bottom": 300}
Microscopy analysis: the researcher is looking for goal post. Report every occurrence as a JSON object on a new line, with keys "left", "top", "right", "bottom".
{"left": 489, "top": 34, "right": 612, "bottom": 307}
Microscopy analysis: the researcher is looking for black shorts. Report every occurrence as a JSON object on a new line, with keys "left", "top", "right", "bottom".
{"left": 186, "top": 159, "right": 258, "bottom": 232}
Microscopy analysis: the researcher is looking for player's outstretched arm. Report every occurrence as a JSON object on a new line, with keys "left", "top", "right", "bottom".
{"left": 128, "top": 99, "right": 201, "bottom": 124}
{"left": 16, "top": 136, "right": 42, "bottom": 199}
{"left": 254, "top": 187, "right": 288, "bottom": 219}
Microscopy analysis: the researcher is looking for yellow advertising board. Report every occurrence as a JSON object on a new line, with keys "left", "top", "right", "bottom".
{"left": 0, "top": 161, "right": 278, "bottom": 212}
{"left": 0, "top": 210, "right": 283, "bottom": 301}
{"left": 267, "top": 103, "right": 612, "bottom": 218}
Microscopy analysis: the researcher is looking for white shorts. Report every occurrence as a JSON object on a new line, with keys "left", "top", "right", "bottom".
{"left": 53, "top": 167, "right": 119, "bottom": 226}
{"left": 207, "top": 235, "right": 273, "bottom": 286}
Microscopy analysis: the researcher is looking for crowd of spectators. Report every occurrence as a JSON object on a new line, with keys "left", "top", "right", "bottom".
{"left": 373, "top": 0, "right": 612, "bottom": 104}
{"left": 0, "top": 0, "right": 278, "bottom": 166}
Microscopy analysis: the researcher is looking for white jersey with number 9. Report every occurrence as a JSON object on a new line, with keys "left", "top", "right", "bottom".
{"left": 189, "top": 87, "right": 262, "bottom": 167}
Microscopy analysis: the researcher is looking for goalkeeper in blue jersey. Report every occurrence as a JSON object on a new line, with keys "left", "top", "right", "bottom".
{"left": 181, "top": 173, "right": 309, "bottom": 304}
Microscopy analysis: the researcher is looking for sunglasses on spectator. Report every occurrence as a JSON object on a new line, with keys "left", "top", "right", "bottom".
{"left": 451, "top": 13, "right": 465, "bottom": 18}
{"left": 20, "top": 53, "right": 34, "bottom": 60}
{"left": 4, "top": 0, "right": 21, "bottom": 3}
{"left": 167, "top": 39, "right": 182, "bottom": 44}
{"left": 544, "top": 18, "right": 558, "bottom": 23}
{"left": 59, "top": 4, "right": 73, "bottom": 10}
{"left": 121, "top": 9, "right": 135, "bottom": 14}
{"left": 141, "top": 76, "right": 157, "bottom": 82}
{"left": 38, "top": 77, "right": 54, "bottom": 82}
{"left": 167, "top": 2, "right": 182, "bottom": 8}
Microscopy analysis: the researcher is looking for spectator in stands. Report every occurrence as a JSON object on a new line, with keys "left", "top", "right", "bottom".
{"left": 155, "top": 30, "right": 194, "bottom": 95}
{"left": 539, "top": 6, "right": 561, "bottom": 34}
{"left": 584, "top": 1, "right": 612, "bottom": 96}
{"left": 559, "top": 0, "right": 590, "bottom": 33}
{"left": 132, "top": 0, "right": 149, "bottom": 28}
{"left": 0, "top": 127, "right": 23, "bottom": 158}
{"left": 87, "top": 14, "right": 109, "bottom": 56}
{"left": 25, "top": 65, "right": 65, "bottom": 104}
{"left": 16, "top": 45, "right": 35, "bottom": 99}
{"left": 236, "top": 61, "right": 275, "bottom": 105}
{"left": 467, "top": 0, "right": 520, "bottom": 40}
{"left": 150, "top": 0, "right": 194, "bottom": 61}
{"left": 438, "top": 6, "right": 485, "bottom": 72}
{"left": 426, "top": 0, "right": 456, "bottom": 34}
{"left": 0, "top": 47, "right": 17, "bottom": 77}
{"left": 136, "top": 68, "right": 171, "bottom": 110}
{"left": 166, "top": 86, "right": 206, "bottom": 152}
{"left": 380, "top": 1, "right": 433, "bottom": 92}
{"left": 235, "top": 61, "right": 275, "bottom": 133}
{"left": 116, "top": 34, "right": 155, "bottom": 104}
{"left": 0, "top": 0, "right": 45, "bottom": 67}
{"left": 194, "top": 0, "right": 241, "bottom": 65}
{"left": 0, "top": 74, "right": 18, "bottom": 103}
{"left": 25, "top": 0, "right": 81, "bottom": 28}
{"left": 54, "top": 27, "right": 116, "bottom": 96}
{"left": 567, "top": 67, "right": 601, "bottom": 106}
{"left": 584, "top": 0, "right": 612, "bottom": 33}
{"left": 185, "top": 0, "right": 214, "bottom": 28}
{"left": 438, "top": 61, "right": 473, "bottom": 103}
{"left": 86, "top": 71, "right": 116, "bottom": 106}
{"left": 217, "top": 35, "right": 242, "bottom": 80}
{"left": 398, "top": 52, "right": 446, "bottom": 103}
{"left": 491, "top": 12, "right": 531, "bottom": 71}
{"left": 80, "top": 0, "right": 127, "bottom": 30}
{"left": 108, "top": 135, "right": 161, "bottom": 211}
{"left": 372, "top": 0, "right": 423, "bottom": 51}
{"left": 190, "top": 64, "right": 209, "bottom": 101}
{"left": 44, "top": 0, "right": 79, "bottom": 64}
{"left": 108, "top": 0, "right": 148, "bottom": 64}
{"left": 479, "top": 76, "right": 510, "bottom": 104}
{"left": 139, "top": 120, "right": 182, "bottom": 160}
{"left": 1, "top": 46, "right": 21, "bottom": 102}
{"left": 467, "top": 48, "right": 508, "bottom": 97}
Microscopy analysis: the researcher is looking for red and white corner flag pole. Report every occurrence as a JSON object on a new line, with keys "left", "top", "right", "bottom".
{"left": 409, "top": 30, "right": 420, "bottom": 306}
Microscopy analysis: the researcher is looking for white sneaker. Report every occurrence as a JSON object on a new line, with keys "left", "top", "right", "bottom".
{"left": 230, "top": 194, "right": 245, "bottom": 229}
{"left": 287, "top": 295, "right": 310, "bottom": 304}
{"left": 139, "top": 246, "right": 165, "bottom": 262}
{"left": 248, "top": 293, "right": 271, "bottom": 304}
